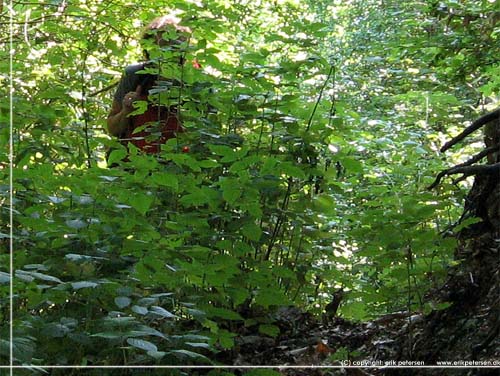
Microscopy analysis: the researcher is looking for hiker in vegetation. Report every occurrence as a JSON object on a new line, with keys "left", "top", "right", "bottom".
{"left": 107, "top": 15, "right": 193, "bottom": 155}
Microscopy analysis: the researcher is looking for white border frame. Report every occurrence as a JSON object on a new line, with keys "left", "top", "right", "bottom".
{"left": 9, "top": 0, "right": 14, "bottom": 374}
{"left": 5, "top": 1, "right": 498, "bottom": 374}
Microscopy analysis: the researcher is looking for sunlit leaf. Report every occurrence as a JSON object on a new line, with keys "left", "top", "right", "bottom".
{"left": 99, "top": 176, "right": 119, "bottom": 182}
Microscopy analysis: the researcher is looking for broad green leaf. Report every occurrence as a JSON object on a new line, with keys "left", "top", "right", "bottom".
{"left": 204, "top": 307, "right": 243, "bottom": 321}
{"left": 217, "top": 329, "right": 236, "bottom": 349}
{"left": 48, "top": 196, "right": 66, "bottom": 204}
{"left": 42, "top": 323, "right": 70, "bottom": 338}
{"left": 241, "top": 222, "right": 262, "bottom": 242}
{"left": 129, "top": 326, "right": 167, "bottom": 339}
{"left": 258, "top": 324, "right": 280, "bottom": 338}
{"left": 254, "top": 289, "right": 290, "bottom": 308}
{"left": 17, "top": 271, "right": 62, "bottom": 284}
{"left": 147, "top": 350, "right": 166, "bottom": 359}
{"left": 150, "top": 292, "right": 175, "bottom": 298}
{"left": 168, "top": 154, "right": 201, "bottom": 172}
{"left": 150, "top": 172, "right": 179, "bottom": 191}
{"left": 1, "top": 337, "right": 35, "bottom": 362}
{"left": 209, "top": 144, "right": 234, "bottom": 157}
{"left": 131, "top": 305, "right": 148, "bottom": 315}
{"left": 423, "top": 301, "right": 452, "bottom": 314}
{"left": 129, "top": 193, "right": 154, "bottom": 215}
{"left": 280, "top": 162, "right": 306, "bottom": 179}
{"left": 226, "top": 287, "right": 250, "bottom": 306}
{"left": 99, "top": 175, "right": 119, "bottom": 182}
{"left": 107, "top": 149, "right": 127, "bottom": 166}
{"left": 171, "top": 334, "right": 211, "bottom": 342}
{"left": 313, "top": 194, "right": 336, "bottom": 214}
{"left": 179, "top": 188, "right": 211, "bottom": 207}
{"left": 14, "top": 270, "right": 34, "bottom": 283}
{"left": 64, "top": 254, "right": 96, "bottom": 262}
{"left": 150, "top": 306, "right": 177, "bottom": 319}
{"left": 199, "top": 159, "right": 219, "bottom": 168}
{"left": 126, "top": 338, "right": 158, "bottom": 352}
{"left": 168, "top": 349, "right": 210, "bottom": 361}
{"left": 71, "top": 281, "right": 98, "bottom": 290}
{"left": 185, "top": 342, "right": 211, "bottom": 349}
{"left": 186, "top": 308, "right": 206, "bottom": 319}
{"left": 261, "top": 157, "right": 278, "bottom": 175}
{"left": 115, "top": 296, "right": 131, "bottom": 309}
{"left": 128, "top": 100, "right": 148, "bottom": 116}
{"left": 65, "top": 219, "right": 87, "bottom": 229}
{"left": 0, "top": 272, "right": 10, "bottom": 284}
{"left": 341, "top": 158, "right": 363, "bottom": 173}
{"left": 137, "top": 297, "right": 158, "bottom": 306}
{"left": 219, "top": 178, "right": 242, "bottom": 205}
{"left": 272, "top": 266, "right": 296, "bottom": 280}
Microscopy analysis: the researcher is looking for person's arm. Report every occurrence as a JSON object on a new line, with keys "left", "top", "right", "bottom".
{"left": 107, "top": 99, "right": 132, "bottom": 136}
{"left": 106, "top": 85, "right": 142, "bottom": 137}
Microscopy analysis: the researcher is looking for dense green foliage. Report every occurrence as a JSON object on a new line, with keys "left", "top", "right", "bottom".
{"left": 1, "top": 0, "right": 498, "bottom": 370}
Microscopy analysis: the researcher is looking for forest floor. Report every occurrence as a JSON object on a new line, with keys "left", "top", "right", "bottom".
{"left": 216, "top": 189, "right": 499, "bottom": 376}
{"left": 215, "top": 238, "right": 498, "bottom": 376}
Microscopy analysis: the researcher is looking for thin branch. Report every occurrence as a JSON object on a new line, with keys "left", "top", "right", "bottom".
{"left": 428, "top": 163, "right": 500, "bottom": 190}
{"left": 80, "top": 49, "right": 92, "bottom": 169}
{"left": 264, "top": 177, "right": 293, "bottom": 261}
{"left": 88, "top": 81, "right": 119, "bottom": 97}
{"left": 306, "top": 64, "right": 334, "bottom": 132}
{"left": 458, "top": 144, "right": 500, "bottom": 166}
{"left": 428, "top": 144, "right": 500, "bottom": 189}
{"left": 440, "top": 108, "right": 500, "bottom": 152}
{"left": 0, "top": 16, "right": 57, "bottom": 25}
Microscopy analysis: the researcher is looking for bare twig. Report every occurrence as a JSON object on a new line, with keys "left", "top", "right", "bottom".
{"left": 428, "top": 145, "right": 500, "bottom": 189}
{"left": 88, "top": 81, "right": 119, "bottom": 97}
{"left": 440, "top": 108, "right": 500, "bottom": 152}
{"left": 306, "top": 64, "right": 334, "bottom": 132}
{"left": 428, "top": 163, "right": 500, "bottom": 190}
{"left": 264, "top": 177, "right": 293, "bottom": 261}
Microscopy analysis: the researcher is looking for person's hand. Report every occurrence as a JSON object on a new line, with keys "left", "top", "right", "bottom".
{"left": 122, "top": 85, "right": 142, "bottom": 113}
